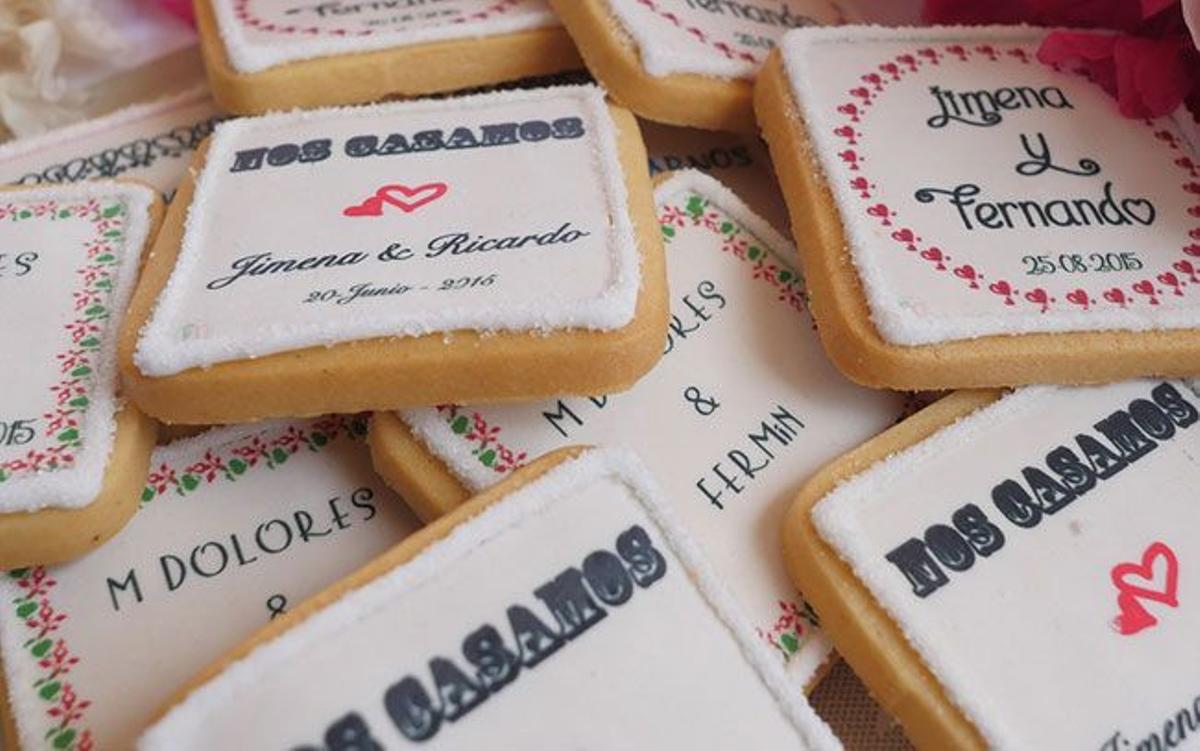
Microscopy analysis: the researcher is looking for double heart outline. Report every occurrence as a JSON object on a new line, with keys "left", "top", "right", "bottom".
{"left": 1111, "top": 540, "right": 1179, "bottom": 636}
{"left": 343, "top": 182, "right": 449, "bottom": 218}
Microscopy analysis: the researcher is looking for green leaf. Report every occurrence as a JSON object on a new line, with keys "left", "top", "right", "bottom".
{"left": 660, "top": 225, "right": 675, "bottom": 238}
{"left": 180, "top": 474, "right": 200, "bottom": 492}
{"left": 103, "top": 204, "right": 122, "bottom": 218}
{"left": 720, "top": 221, "right": 734, "bottom": 234}
{"left": 93, "top": 278, "right": 112, "bottom": 290}
{"left": 78, "top": 336, "right": 100, "bottom": 348}
{"left": 451, "top": 416, "right": 469, "bottom": 434}
{"left": 686, "top": 195, "right": 705, "bottom": 216}
{"left": 479, "top": 449, "right": 496, "bottom": 467}
{"left": 68, "top": 396, "right": 89, "bottom": 409}
{"left": 9, "top": 568, "right": 29, "bottom": 579}
{"left": 52, "top": 728, "right": 75, "bottom": 749}
{"left": 94, "top": 253, "right": 115, "bottom": 262}
{"left": 748, "top": 246, "right": 762, "bottom": 260}
{"left": 103, "top": 230, "right": 121, "bottom": 239}
{"left": 779, "top": 632, "right": 800, "bottom": 653}
{"left": 84, "top": 305, "right": 106, "bottom": 317}
{"left": 141, "top": 486, "right": 155, "bottom": 502}
{"left": 229, "top": 458, "right": 247, "bottom": 475}
{"left": 778, "top": 270, "right": 793, "bottom": 283}
{"left": 19, "top": 210, "right": 30, "bottom": 219}
{"left": 56, "top": 428, "right": 79, "bottom": 443}
{"left": 70, "top": 366, "right": 92, "bottom": 378}
{"left": 58, "top": 209, "right": 71, "bottom": 218}
{"left": 15, "top": 601, "right": 36, "bottom": 618}
{"left": 310, "top": 432, "right": 327, "bottom": 446}
{"left": 38, "top": 676, "right": 60, "bottom": 700}
{"left": 271, "top": 448, "right": 288, "bottom": 464}
{"left": 32, "top": 640, "right": 53, "bottom": 659}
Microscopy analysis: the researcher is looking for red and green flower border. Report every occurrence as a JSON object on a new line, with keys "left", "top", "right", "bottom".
{"left": 432, "top": 192, "right": 819, "bottom": 659}
{"left": 4, "top": 416, "right": 366, "bottom": 750}
{"left": 833, "top": 42, "right": 1200, "bottom": 313}
{"left": 0, "top": 198, "right": 128, "bottom": 485}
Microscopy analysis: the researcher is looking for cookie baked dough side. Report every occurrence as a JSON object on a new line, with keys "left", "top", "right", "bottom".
{"left": 550, "top": 0, "right": 755, "bottom": 132}
{"left": 196, "top": 0, "right": 585, "bottom": 114}
{"left": 117, "top": 104, "right": 669, "bottom": 424}
{"left": 367, "top": 411, "right": 472, "bottom": 523}
{"left": 0, "top": 404, "right": 157, "bottom": 569}
{"left": 782, "top": 389, "right": 1001, "bottom": 750}
{"left": 754, "top": 50, "right": 1200, "bottom": 390}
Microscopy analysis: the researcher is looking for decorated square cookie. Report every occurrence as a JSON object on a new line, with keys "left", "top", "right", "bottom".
{"left": 785, "top": 380, "right": 1200, "bottom": 749}
{"left": 550, "top": 0, "right": 848, "bottom": 132}
{"left": 0, "top": 182, "right": 163, "bottom": 569}
{"left": 118, "top": 85, "right": 667, "bottom": 425}
{"left": 138, "top": 447, "right": 838, "bottom": 750}
{"left": 0, "top": 417, "right": 422, "bottom": 751}
{"left": 368, "top": 171, "right": 905, "bottom": 687}
{"left": 756, "top": 26, "right": 1200, "bottom": 389}
{"left": 0, "top": 87, "right": 221, "bottom": 197}
{"left": 196, "top": 0, "right": 582, "bottom": 113}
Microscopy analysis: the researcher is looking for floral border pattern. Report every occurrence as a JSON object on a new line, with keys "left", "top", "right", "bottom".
{"left": 0, "top": 198, "right": 128, "bottom": 484}
{"left": 4, "top": 416, "right": 367, "bottom": 749}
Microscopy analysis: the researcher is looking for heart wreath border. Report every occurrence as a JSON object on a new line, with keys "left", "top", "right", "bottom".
{"left": 833, "top": 42, "right": 1200, "bottom": 314}
{"left": 232, "top": 0, "right": 525, "bottom": 38}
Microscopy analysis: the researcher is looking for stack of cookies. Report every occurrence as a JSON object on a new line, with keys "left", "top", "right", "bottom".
{"left": 1, "top": 2, "right": 1196, "bottom": 750}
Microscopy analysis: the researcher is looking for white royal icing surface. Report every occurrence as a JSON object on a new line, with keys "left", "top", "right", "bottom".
{"left": 814, "top": 380, "right": 1200, "bottom": 749}
{"left": 133, "top": 85, "right": 641, "bottom": 377}
{"left": 138, "top": 448, "right": 840, "bottom": 750}
{"left": 0, "top": 182, "right": 155, "bottom": 513}
{"left": 604, "top": 0, "right": 845, "bottom": 80}
{"left": 781, "top": 26, "right": 1200, "bottom": 346}
{"left": 401, "top": 171, "right": 905, "bottom": 687}
{"left": 211, "top": 0, "right": 560, "bottom": 74}
{"left": 0, "top": 418, "right": 421, "bottom": 750}
{"left": 0, "top": 87, "right": 221, "bottom": 195}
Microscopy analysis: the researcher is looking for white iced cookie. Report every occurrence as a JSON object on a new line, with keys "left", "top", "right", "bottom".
{"left": 0, "top": 417, "right": 422, "bottom": 750}
{"left": 138, "top": 447, "right": 839, "bottom": 750}
{"left": 787, "top": 380, "right": 1200, "bottom": 749}
{"left": 756, "top": 25, "right": 1200, "bottom": 389}
{"left": 197, "top": 0, "right": 583, "bottom": 112}
{"left": 0, "top": 181, "right": 162, "bottom": 569}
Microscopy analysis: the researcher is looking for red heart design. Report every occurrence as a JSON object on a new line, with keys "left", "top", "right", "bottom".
{"left": 1185, "top": 244, "right": 1200, "bottom": 257}
{"left": 1133, "top": 280, "right": 1157, "bottom": 296}
{"left": 1103, "top": 288, "right": 1128, "bottom": 305}
{"left": 344, "top": 182, "right": 448, "bottom": 217}
{"left": 1113, "top": 541, "right": 1179, "bottom": 609}
{"left": 920, "top": 247, "right": 943, "bottom": 262}
{"left": 989, "top": 280, "right": 1012, "bottom": 296}
{"left": 837, "top": 103, "right": 859, "bottom": 118}
{"left": 1065, "top": 289, "right": 1089, "bottom": 307}
{"left": 834, "top": 126, "right": 857, "bottom": 142}
{"left": 891, "top": 228, "right": 915, "bottom": 244}
{"left": 342, "top": 195, "right": 384, "bottom": 217}
{"left": 1183, "top": 182, "right": 1200, "bottom": 194}
{"left": 1158, "top": 272, "right": 1181, "bottom": 287}
{"left": 1024, "top": 287, "right": 1049, "bottom": 308}
{"left": 849, "top": 87, "right": 871, "bottom": 100}
{"left": 1177, "top": 157, "right": 1197, "bottom": 170}
{"left": 1191, "top": 229, "right": 1200, "bottom": 240}
{"left": 953, "top": 264, "right": 977, "bottom": 281}
{"left": 1173, "top": 260, "right": 1195, "bottom": 276}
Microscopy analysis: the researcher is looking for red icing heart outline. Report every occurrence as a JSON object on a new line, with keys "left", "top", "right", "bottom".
{"left": 343, "top": 183, "right": 448, "bottom": 218}
{"left": 1111, "top": 541, "right": 1179, "bottom": 635}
